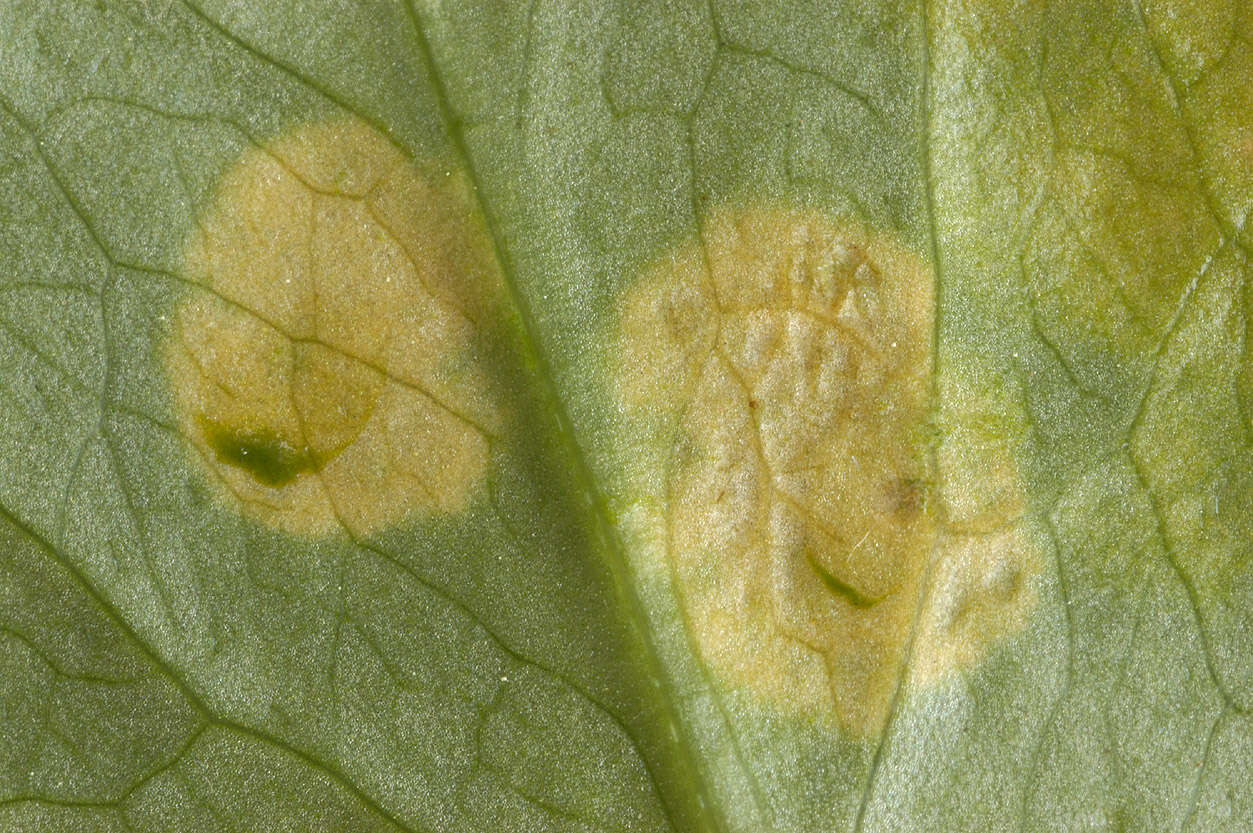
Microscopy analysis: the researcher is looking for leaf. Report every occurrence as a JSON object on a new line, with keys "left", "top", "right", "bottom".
{"left": 0, "top": 0, "right": 1250, "bottom": 831}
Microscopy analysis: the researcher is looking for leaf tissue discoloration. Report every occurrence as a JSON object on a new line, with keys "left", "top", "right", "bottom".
{"left": 201, "top": 421, "right": 316, "bottom": 488}
{"left": 167, "top": 118, "right": 502, "bottom": 537}
{"left": 616, "top": 207, "right": 1040, "bottom": 734}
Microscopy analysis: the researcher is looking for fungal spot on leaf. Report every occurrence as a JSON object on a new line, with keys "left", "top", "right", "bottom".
{"left": 168, "top": 119, "right": 502, "bottom": 537}
{"left": 616, "top": 207, "right": 1040, "bottom": 735}
{"left": 201, "top": 421, "right": 315, "bottom": 488}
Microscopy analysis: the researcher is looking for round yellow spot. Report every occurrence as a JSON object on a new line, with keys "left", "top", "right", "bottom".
{"left": 168, "top": 119, "right": 501, "bottom": 537}
{"left": 616, "top": 207, "right": 1039, "bottom": 734}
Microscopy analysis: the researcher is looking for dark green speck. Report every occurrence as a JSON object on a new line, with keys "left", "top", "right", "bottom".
{"left": 202, "top": 421, "right": 315, "bottom": 488}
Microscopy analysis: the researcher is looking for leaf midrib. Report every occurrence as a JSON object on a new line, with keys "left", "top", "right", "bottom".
{"left": 396, "top": 4, "right": 724, "bottom": 833}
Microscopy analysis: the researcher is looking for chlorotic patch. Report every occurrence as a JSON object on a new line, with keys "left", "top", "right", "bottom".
{"left": 616, "top": 207, "right": 1039, "bottom": 734}
{"left": 167, "top": 119, "right": 501, "bottom": 537}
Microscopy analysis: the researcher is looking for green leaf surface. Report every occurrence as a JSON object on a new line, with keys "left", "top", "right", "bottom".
{"left": 0, "top": 1, "right": 1250, "bottom": 831}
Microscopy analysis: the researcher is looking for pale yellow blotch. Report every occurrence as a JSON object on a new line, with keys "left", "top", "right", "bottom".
{"left": 616, "top": 206, "right": 1040, "bottom": 734}
{"left": 914, "top": 371, "right": 1041, "bottom": 687}
{"left": 168, "top": 118, "right": 502, "bottom": 537}
{"left": 914, "top": 523, "right": 1038, "bottom": 684}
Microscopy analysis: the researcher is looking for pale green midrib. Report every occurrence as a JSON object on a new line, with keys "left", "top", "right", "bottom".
{"left": 0, "top": 504, "right": 420, "bottom": 833}
{"left": 853, "top": 3, "right": 947, "bottom": 830}
{"left": 397, "top": 5, "right": 723, "bottom": 833}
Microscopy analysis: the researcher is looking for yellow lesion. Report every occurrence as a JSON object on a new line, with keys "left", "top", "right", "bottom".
{"left": 167, "top": 118, "right": 502, "bottom": 537}
{"left": 915, "top": 522, "right": 1038, "bottom": 684}
{"left": 916, "top": 369, "right": 1041, "bottom": 687}
{"left": 617, "top": 206, "right": 1041, "bottom": 735}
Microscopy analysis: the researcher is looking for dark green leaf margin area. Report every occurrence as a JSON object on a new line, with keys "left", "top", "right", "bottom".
{"left": 1, "top": 0, "right": 1252, "bottom": 832}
